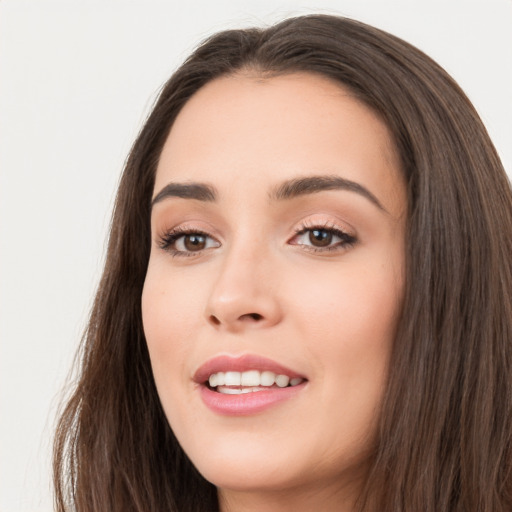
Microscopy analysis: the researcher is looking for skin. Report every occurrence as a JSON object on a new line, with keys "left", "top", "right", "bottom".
{"left": 142, "top": 72, "right": 407, "bottom": 511}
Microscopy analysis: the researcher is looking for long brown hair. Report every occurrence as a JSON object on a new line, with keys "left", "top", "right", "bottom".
{"left": 53, "top": 14, "right": 512, "bottom": 511}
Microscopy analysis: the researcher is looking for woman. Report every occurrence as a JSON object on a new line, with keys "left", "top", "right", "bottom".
{"left": 53, "top": 14, "right": 512, "bottom": 512}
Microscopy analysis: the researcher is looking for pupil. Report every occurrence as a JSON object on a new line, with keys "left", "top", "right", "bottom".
{"left": 309, "top": 229, "right": 332, "bottom": 247}
{"left": 184, "top": 234, "right": 206, "bottom": 251}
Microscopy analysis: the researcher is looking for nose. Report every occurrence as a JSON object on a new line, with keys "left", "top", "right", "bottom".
{"left": 204, "top": 243, "right": 283, "bottom": 332}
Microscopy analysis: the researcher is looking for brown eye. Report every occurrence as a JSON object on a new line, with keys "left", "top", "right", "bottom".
{"left": 309, "top": 229, "right": 332, "bottom": 247}
{"left": 289, "top": 225, "right": 356, "bottom": 253}
{"left": 183, "top": 234, "right": 207, "bottom": 251}
{"left": 159, "top": 229, "right": 220, "bottom": 256}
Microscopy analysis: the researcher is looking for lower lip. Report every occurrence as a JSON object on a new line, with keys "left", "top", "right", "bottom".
{"left": 199, "top": 384, "right": 306, "bottom": 416}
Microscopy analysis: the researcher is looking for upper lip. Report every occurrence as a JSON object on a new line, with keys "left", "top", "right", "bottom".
{"left": 193, "top": 354, "right": 306, "bottom": 384}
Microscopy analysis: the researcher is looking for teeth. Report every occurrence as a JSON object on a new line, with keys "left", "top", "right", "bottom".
{"left": 209, "top": 372, "right": 225, "bottom": 387}
{"left": 275, "top": 375, "right": 290, "bottom": 387}
{"left": 224, "top": 371, "right": 241, "bottom": 386}
{"left": 241, "top": 370, "right": 260, "bottom": 386}
{"left": 260, "top": 370, "right": 275, "bottom": 386}
{"left": 207, "top": 370, "right": 304, "bottom": 389}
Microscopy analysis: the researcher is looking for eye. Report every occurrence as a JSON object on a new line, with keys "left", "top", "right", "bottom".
{"left": 305, "top": 229, "right": 335, "bottom": 247}
{"left": 158, "top": 228, "right": 220, "bottom": 256}
{"left": 290, "top": 225, "right": 356, "bottom": 253}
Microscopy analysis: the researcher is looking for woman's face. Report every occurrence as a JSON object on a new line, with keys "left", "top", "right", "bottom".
{"left": 142, "top": 73, "right": 406, "bottom": 507}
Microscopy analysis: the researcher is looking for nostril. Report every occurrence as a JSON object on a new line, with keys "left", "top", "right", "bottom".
{"left": 209, "top": 315, "right": 221, "bottom": 326}
{"left": 207, "top": 311, "right": 266, "bottom": 326}
{"left": 245, "top": 313, "right": 263, "bottom": 321}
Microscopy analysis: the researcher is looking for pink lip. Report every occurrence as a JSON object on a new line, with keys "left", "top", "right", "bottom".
{"left": 193, "top": 354, "right": 308, "bottom": 416}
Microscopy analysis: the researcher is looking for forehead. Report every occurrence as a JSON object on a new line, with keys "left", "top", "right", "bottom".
{"left": 155, "top": 72, "right": 405, "bottom": 216}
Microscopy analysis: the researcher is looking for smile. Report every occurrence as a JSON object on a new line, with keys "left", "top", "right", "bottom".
{"left": 195, "top": 355, "right": 308, "bottom": 415}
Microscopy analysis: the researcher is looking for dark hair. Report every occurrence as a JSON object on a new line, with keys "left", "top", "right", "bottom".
{"left": 53, "top": 14, "right": 512, "bottom": 511}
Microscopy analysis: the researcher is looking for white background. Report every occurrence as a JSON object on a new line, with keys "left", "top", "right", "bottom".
{"left": 1, "top": 1, "right": 511, "bottom": 511}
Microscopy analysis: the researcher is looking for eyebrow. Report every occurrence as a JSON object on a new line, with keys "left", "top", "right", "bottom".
{"left": 151, "top": 175, "right": 386, "bottom": 212}
{"left": 271, "top": 175, "right": 386, "bottom": 212}
{"left": 151, "top": 182, "right": 217, "bottom": 207}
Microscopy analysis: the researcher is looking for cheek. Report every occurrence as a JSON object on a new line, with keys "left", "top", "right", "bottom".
{"left": 292, "top": 254, "right": 402, "bottom": 340}
{"left": 142, "top": 256, "right": 209, "bottom": 335}
{"left": 290, "top": 253, "right": 402, "bottom": 399}
{"left": 141, "top": 263, "right": 202, "bottom": 386}
{"left": 286, "top": 256, "right": 401, "bottom": 454}
{"left": 141, "top": 268, "right": 206, "bottom": 445}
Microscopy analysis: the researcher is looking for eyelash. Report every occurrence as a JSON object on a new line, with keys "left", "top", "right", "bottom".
{"left": 157, "top": 226, "right": 215, "bottom": 258}
{"left": 292, "top": 222, "right": 357, "bottom": 253}
{"left": 157, "top": 223, "right": 357, "bottom": 258}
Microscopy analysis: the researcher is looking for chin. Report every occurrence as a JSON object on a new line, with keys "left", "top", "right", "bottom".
{"left": 181, "top": 433, "right": 308, "bottom": 491}
{"left": 199, "top": 458, "right": 307, "bottom": 493}
{"left": 182, "top": 430, "right": 367, "bottom": 497}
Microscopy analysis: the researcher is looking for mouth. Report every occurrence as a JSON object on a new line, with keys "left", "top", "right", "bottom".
{"left": 194, "top": 355, "right": 308, "bottom": 415}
